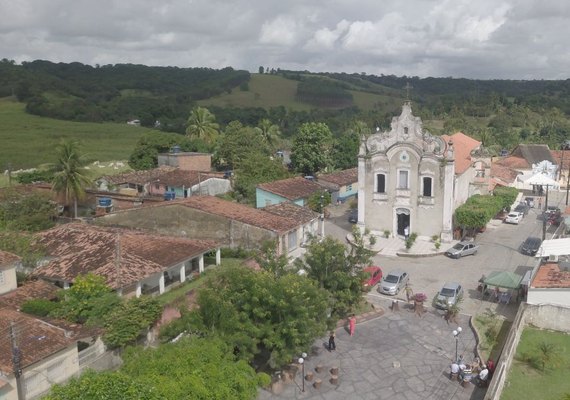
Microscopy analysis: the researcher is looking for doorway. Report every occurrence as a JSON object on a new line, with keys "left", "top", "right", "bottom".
{"left": 396, "top": 208, "right": 410, "bottom": 237}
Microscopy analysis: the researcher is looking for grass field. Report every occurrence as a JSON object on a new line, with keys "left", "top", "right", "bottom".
{"left": 0, "top": 98, "right": 151, "bottom": 169}
{"left": 473, "top": 310, "right": 512, "bottom": 361}
{"left": 199, "top": 73, "right": 399, "bottom": 112}
{"left": 501, "top": 327, "right": 570, "bottom": 400}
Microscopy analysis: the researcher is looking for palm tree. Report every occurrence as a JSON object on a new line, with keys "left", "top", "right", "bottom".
{"left": 185, "top": 107, "right": 220, "bottom": 144}
{"left": 51, "top": 140, "right": 92, "bottom": 219}
{"left": 255, "top": 118, "right": 281, "bottom": 148}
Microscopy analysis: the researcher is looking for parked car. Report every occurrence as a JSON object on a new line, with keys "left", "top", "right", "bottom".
{"left": 521, "top": 236, "right": 542, "bottom": 256}
{"left": 378, "top": 269, "right": 409, "bottom": 295}
{"left": 524, "top": 197, "right": 535, "bottom": 208}
{"left": 513, "top": 203, "right": 529, "bottom": 216}
{"left": 362, "top": 266, "right": 382, "bottom": 290}
{"left": 504, "top": 212, "right": 523, "bottom": 225}
{"left": 444, "top": 241, "right": 479, "bottom": 258}
{"left": 435, "top": 282, "right": 464, "bottom": 310}
{"left": 545, "top": 206, "right": 561, "bottom": 216}
{"left": 348, "top": 208, "right": 358, "bottom": 223}
{"left": 547, "top": 213, "right": 563, "bottom": 226}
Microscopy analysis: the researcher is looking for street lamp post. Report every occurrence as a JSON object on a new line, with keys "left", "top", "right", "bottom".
{"left": 320, "top": 192, "right": 325, "bottom": 238}
{"left": 298, "top": 352, "right": 307, "bottom": 392}
{"left": 452, "top": 327, "right": 463, "bottom": 362}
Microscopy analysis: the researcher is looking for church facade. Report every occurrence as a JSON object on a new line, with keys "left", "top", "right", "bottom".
{"left": 357, "top": 103, "right": 456, "bottom": 242}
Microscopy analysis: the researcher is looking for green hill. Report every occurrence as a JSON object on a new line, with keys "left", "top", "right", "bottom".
{"left": 198, "top": 73, "right": 403, "bottom": 111}
{"left": 0, "top": 98, "right": 150, "bottom": 169}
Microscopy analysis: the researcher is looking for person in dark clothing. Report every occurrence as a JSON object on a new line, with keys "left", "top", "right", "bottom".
{"left": 328, "top": 331, "right": 336, "bottom": 351}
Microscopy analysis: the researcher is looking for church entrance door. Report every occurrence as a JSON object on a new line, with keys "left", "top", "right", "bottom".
{"left": 396, "top": 209, "right": 410, "bottom": 237}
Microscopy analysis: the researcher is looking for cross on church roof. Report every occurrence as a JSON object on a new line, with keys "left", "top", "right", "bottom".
{"left": 403, "top": 81, "right": 413, "bottom": 100}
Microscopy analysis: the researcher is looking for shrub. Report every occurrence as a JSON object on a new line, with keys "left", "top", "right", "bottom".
{"left": 369, "top": 234, "right": 377, "bottom": 246}
{"left": 220, "top": 247, "right": 254, "bottom": 259}
{"left": 431, "top": 234, "right": 440, "bottom": 242}
{"left": 21, "top": 299, "right": 59, "bottom": 317}
{"left": 434, "top": 240, "right": 441, "bottom": 250}
{"left": 383, "top": 230, "right": 390, "bottom": 238}
{"left": 414, "top": 293, "right": 428, "bottom": 302}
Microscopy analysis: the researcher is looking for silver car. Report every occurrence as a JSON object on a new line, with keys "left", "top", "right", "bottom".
{"left": 444, "top": 241, "right": 479, "bottom": 259}
{"left": 378, "top": 269, "right": 409, "bottom": 295}
{"left": 435, "top": 282, "right": 464, "bottom": 310}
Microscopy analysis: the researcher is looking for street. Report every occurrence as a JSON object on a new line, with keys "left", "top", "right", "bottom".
{"left": 325, "top": 191, "right": 568, "bottom": 319}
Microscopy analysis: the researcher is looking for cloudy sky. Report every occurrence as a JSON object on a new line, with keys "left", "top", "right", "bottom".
{"left": 1, "top": 0, "right": 568, "bottom": 79}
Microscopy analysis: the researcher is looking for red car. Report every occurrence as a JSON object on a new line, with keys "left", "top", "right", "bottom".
{"left": 362, "top": 266, "right": 383, "bottom": 290}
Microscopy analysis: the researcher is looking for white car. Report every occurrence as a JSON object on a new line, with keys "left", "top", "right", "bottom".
{"left": 504, "top": 212, "right": 523, "bottom": 224}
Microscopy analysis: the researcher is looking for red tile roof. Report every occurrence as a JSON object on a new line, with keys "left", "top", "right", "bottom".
{"left": 0, "top": 308, "right": 74, "bottom": 374}
{"left": 33, "top": 224, "right": 218, "bottom": 289}
{"left": 103, "top": 166, "right": 176, "bottom": 185}
{"left": 441, "top": 132, "right": 481, "bottom": 175}
{"left": 490, "top": 163, "right": 520, "bottom": 185}
{"left": 531, "top": 263, "right": 570, "bottom": 289}
{"left": 163, "top": 196, "right": 308, "bottom": 234}
{"left": 155, "top": 170, "right": 224, "bottom": 187}
{"left": 550, "top": 150, "right": 570, "bottom": 170}
{"left": 317, "top": 168, "right": 358, "bottom": 188}
{"left": 494, "top": 156, "right": 531, "bottom": 170}
{"left": 0, "top": 250, "right": 20, "bottom": 268}
{"left": 0, "top": 280, "right": 59, "bottom": 310}
{"left": 257, "top": 176, "right": 324, "bottom": 200}
{"left": 264, "top": 202, "right": 319, "bottom": 224}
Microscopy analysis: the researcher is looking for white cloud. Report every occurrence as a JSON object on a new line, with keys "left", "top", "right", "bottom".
{"left": 0, "top": 0, "right": 568, "bottom": 79}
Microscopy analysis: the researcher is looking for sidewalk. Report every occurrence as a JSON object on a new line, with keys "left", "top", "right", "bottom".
{"left": 347, "top": 233, "right": 459, "bottom": 258}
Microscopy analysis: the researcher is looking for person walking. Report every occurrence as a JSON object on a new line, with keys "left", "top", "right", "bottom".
{"left": 328, "top": 331, "right": 336, "bottom": 351}
{"left": 405, "top": 282, "right": 414, "bottom": 303}
{"left": 404, "top": 225, "right": 410, "bottom": 240}
{"left": 349, "top": 314, "right": 356, "bottom": 336}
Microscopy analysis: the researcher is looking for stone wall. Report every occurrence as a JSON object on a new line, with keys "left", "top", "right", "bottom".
{"left": 96, "top": 204, "right": 276, "bottom": 250}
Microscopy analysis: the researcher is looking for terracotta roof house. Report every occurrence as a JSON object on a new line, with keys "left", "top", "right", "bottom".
{"left": 0, "top": 280, "right": 59, "bottom": 310}
{"left": 495, "top": 144, "right": 557, "bottom": 191}
{"left": 147, "top": 169, "right": 230, "bottom": 199}
{"left": 32, "top": 224, "right": 220, "bottom": 297}
{"left": 441, "top": 132, "right": 488, "bottom": 208}
{"left": 0, "top": 308, "right": 79, "bottom": 400}
{"left": 256, "top": 176, "right": 325, "bottom": 209}
{"left": 316, "top": 168, "right": 358, "bottom": 204}
{"left": 490, "top": 163, "right": 521, "bottom": 190}
{"left": 0, "top": 250, "right": 20, "bottom": 295}
{"left": 95, "top": 196, "right": 320, "bottom": 258}
{"left": 527, "top": 262, "right": 570, "bottom": 307}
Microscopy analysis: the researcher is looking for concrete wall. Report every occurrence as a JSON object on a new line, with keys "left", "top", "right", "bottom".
{"left": 256, "top": 189, "right": 303, "bottom": 208}
{"left": 454, "top": 168, "right": 476, "bottom": 210}
{"left": 157, "top": 153, "right": 211, "bottom": 171}
{"left": 23, "top": 344, "right": 79, "bottom": 400}
{"left": 189, "top": 178, "right": 231, "bottom": 197}
{"left": 0, "top": 265, "right": 18, "bottom": 295}
{"left": 96, "top": 204, "right": 277, "bottom": 251}
{"left": 527, "top": 288, "right": 570, "bottom": 308}
{"left": 0, "top": 374, "right": 17, "bottom": 400}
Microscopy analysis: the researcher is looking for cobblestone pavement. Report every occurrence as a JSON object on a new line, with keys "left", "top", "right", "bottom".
{"left": 258, "top": 304, "right": 486, "bottom": 400}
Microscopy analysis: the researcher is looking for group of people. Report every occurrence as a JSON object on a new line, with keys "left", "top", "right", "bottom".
{"left": 450, "top": 355, "right": 495, "bottom": 387}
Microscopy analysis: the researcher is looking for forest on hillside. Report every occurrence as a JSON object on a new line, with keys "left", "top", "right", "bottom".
{"left": 1, "top": 59, "right": 570, "bottom": 150}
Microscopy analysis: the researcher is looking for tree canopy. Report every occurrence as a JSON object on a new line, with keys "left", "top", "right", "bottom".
{"left": 290, "top": 122, "right": 334, "bottom": 175}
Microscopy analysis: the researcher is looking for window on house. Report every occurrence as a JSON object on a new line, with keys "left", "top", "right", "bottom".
{"left": 346, "top": 184, "right": 352, "bottom": 192}
{"left": 422, "top": 177, "right": 433, "bottom": 197}
{"left": 154, "top": 183, "right": 160, "bottom": 190}
{"left": 288, "top": 230, "right": 297, "bottom": 251}
{"left": 398, "top": 170, "right": 409, "bottom": 189}
{"left": 376, "top": 174, "right": 386, "bottom": 193}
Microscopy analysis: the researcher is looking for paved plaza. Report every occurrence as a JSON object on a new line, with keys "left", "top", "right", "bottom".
{"left": 258, "top": 303, "right": 486, "bottom": 400}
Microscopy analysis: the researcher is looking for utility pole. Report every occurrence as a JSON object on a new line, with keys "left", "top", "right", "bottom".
{"left": 542, "top": 185, "right": 550, "bottom": 241}
{"left": 10, "top": 322, "right": 25, "bottom": 400}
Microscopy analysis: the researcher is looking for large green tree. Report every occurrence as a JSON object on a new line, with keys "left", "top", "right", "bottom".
{"left": 185, "top": 106, "right": 220, "bottom": 144}
{"left": 294, "top": 234, "right": 373, "bottom": 322}
{"left": 122, "top": 336, "right": 264, "bottom": 399}
{"left": 290, "top": 122, "right": 334, "bottom": 175}
{"left": 50, "top": 140, "right": 92, "bottom": 219}
{"left": 44, "top": 370, "right": 159, "bottom": 400}
{"left": 171, "top": 266, "right": 328, "bottom": 369}
{"left": 233, "top": 152, "right": 290, "bottom": 204}
{"left": 0, "top": 189, "right": 56, "bottom": 231}
{"left": 215, "top": 121, "right": 270, "bottom": 170}
{"left": 255, "top": 118, "right": 281, "bottom": 149}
